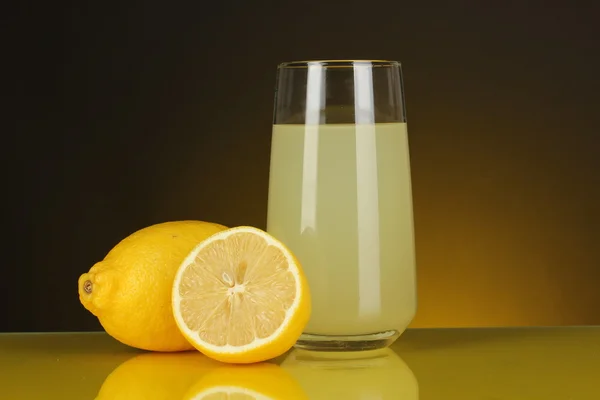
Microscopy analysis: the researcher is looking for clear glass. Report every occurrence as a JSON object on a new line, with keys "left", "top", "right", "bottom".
{"left": 267, "top": 60, "right": 416, "bottom": 351}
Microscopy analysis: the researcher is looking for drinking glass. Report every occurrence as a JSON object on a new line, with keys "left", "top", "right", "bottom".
{"left": 267, "top": 60, "right": 416, "bottom": 351}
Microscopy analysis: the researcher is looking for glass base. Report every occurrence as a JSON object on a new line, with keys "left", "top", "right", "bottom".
{"left": 294, "top": 330, "right": 400, "bottom": 352}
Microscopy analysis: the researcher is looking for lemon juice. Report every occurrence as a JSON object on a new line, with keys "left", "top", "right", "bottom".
{"left": 267, "top": 122, "right": 416, "bottom": 337}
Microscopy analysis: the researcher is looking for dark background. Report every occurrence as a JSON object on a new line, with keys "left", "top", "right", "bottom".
{"left": 4, "top": 1, "right": 599, "bottom": 332}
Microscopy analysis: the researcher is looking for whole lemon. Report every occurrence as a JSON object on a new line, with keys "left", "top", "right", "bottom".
{"left": 78, "top": 220, "right": 227, "bottom": 351}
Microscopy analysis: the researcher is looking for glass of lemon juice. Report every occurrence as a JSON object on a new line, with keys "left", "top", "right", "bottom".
{"left": 267, "top": 60, "right": 416, "bottom": 351}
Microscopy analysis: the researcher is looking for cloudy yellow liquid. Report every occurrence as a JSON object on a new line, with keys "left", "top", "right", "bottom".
{"left": 267, "top": 123, "right": 416, "bottom": 336}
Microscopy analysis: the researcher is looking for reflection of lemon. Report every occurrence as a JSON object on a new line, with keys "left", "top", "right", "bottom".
{"left": 78, "top": 220, "right": 227, "bottom": 351}
{"left": 172, "top": 226, "right": 311, "bottom": 364}
{"left": 182, "top": 363, "right": 308, "bottom": 400}
{"left": 281, "top": 348, "right": 418, "bottom": 399}
{"left": 95, "top": 352, "right": 218, "bottom": 400}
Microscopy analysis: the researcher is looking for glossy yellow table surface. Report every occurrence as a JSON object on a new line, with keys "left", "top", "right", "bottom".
{"left": 2, "top": 327, "right": 599, "bottom": 399}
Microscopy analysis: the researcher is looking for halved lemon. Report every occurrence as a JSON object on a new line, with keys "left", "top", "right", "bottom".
{"left": 172, "top": 226, "right": 311, "bottom": 364}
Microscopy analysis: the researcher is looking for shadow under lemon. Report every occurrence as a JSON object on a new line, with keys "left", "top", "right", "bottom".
{"left": 280, "top": 348, "right": 418, "bottom": 400}
{"left": 94, "top": 351, "right": 221, "bottom": 400}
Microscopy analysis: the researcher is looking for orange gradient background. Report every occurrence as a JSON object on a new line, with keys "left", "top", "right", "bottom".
{"left": 5, "top": 3, "right": 599, "bottom": 331}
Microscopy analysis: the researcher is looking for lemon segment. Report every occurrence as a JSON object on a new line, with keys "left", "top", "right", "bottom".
{"left": 172, "top": 226, "right": 311, "bottom": 364}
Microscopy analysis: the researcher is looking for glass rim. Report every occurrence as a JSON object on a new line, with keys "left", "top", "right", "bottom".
{"left": 277, "top": 59, "right": 401, "bottom": 69}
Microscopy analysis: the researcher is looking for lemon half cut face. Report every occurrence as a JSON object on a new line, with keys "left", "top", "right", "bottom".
{"left": 172, "top": 226, "right": 311, "bottom": 364}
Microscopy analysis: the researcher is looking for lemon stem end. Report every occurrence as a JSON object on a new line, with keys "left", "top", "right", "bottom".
{"left": 83, "top": 280, "right": 93, "bottom": 294}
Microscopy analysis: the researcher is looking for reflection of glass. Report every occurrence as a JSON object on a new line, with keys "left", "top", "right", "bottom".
{"left": 182, "top": 363, "right": 308, "bottom": 400}
{"left": 280, "top": 348, "right": 418, "bottom": 399}
{"left": 95, "top": 352, "right": 214, "bottom": 400}
{"left": 267, "top": 60, "right": 416, "bottom": 351}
